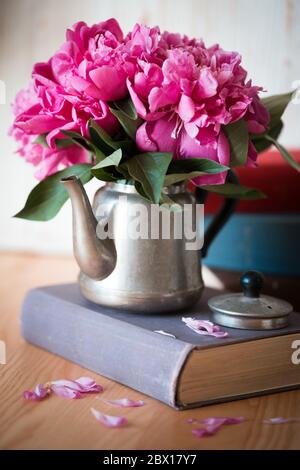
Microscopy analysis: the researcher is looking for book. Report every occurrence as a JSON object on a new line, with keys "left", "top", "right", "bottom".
{"left": 21, "top": 283, "right": 300, "bottom": 409}
{"left": 205, "top": 149, "right": 300, "bottom": 214}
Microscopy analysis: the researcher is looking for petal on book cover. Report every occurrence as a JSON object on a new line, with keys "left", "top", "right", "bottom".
{"left": 153, "top": 330, "right": 176, "bottom": 338}
{"left": 182, "top": 317, "right": 228, "bottom": 338}
{"left": 104, "top": 398, "right": 145, "bottom": 408}
{"left": 91, "top": 408, "right": 128, "bottom": 428}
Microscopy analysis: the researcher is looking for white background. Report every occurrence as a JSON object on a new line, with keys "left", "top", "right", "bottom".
{"left": 0, "top": 0, "right": 299, "bottom": 254}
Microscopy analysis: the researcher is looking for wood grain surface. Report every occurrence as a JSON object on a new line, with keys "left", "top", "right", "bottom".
{"left": 0, "top": 252, "right": 299, "bottom": 450}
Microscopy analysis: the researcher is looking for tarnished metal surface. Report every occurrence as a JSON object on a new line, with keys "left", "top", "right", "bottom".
{"left": 63, "top": 180, "right": 203, "bottom": 313}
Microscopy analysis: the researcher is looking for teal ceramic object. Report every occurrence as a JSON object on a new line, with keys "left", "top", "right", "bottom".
{"left": 204, "top": 213, "right": 300, "bottom": 276}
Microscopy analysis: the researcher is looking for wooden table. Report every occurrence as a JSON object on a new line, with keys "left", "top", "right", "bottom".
{"left": 0, "top": 252, "right": 299, "bottom": 450}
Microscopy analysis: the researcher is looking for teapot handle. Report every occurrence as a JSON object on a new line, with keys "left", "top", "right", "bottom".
{"left": 195, "top": 170, "right": 239, "bottom": 258}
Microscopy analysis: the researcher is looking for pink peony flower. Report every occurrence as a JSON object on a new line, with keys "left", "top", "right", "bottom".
{"left": 130, "top": 36, "right": 269, "bottom": 179}
{"left": 136, "top": 115, "right": 230, "bottom": 184}
{"left": 10, "top": 84, "right": 90, "bottom": 179}
{"left": 11, "top": 20, "right": 128, "bottom": 179}
{"left": 10, "top": 19, "right": 269, "bottom": 184}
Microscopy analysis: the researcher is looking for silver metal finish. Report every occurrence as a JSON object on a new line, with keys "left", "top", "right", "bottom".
{"left": 209, "top": 271, "right": 293, "bottom": 330}
{"left": 63, "top": 180, "right": 203, "bottom": 313}
{"left": 61, "top": 177, "right": 116, "bottom": 280}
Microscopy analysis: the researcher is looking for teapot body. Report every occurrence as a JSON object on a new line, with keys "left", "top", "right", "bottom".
{"left": 78, "top": 182, "right": 203, "bottom": 313}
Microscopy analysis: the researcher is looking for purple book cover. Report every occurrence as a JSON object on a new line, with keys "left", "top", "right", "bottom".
{"left": 21, "top": 283, "right": 300, "bottom": 409}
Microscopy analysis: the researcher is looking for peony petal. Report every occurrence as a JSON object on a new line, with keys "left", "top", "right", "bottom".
{"left": 182, "top": 317, "right": 228, "bottom": 338}
{"left": 188, "top": 416, "right": 245, "bottom": 425}
{"left": 192, "top": 427, "right": 218, "bottom": 438}
{"left": 89, "top": 66, "right": 127, "bottom": 101}
{"left": 75, "top": 376, "right": 103, "bottom": 393}
{"left": 263, "top": 417, "right": 300, "bottom": 424}
{"left": 200, "top": 416, "right": 245, "bottom": 426}
{"left": 51, "top": 377, "right": 103, "bottom": 398}
{"left": 191, "top": 416, "right": 245, "bottom": 438}
{"left": 154, "top": 330, "right": 176, "bottom": 338}
{"left": 136, "top": 122, "right": 158, "bottom": 152}
{"left": 15, "top": 114, "right": 64, "bottom": 135}
{"left": 51, "top": 384, "right": 82, "bottom": 399}
{"left": 178, "top": 94, "right": 195, "bottom": 122}
{"left": 104, "top": 398, "right": 145, "bottom": 408}
{"left": 137, "top": 116, "right": 177, "bottom": 153}
{"left": 127, "top": 78, "right": 147, "bottom": 118}
{"left": 91, "top": 408, "right": 128, "bottom": 428}
{"left": 148, "top": 84, "right": 179, "bottom": 113}
{"left": 23, "top": 383, "right": 51, "bottom": 401}
{"left": 24, "top": 377, "right": 103, "bottom": 401}
{"left": 193, "top": 68, "right": 218, "bottom": 100}
{"left": 191, "top": 131, "right": 229, "bottom": 185}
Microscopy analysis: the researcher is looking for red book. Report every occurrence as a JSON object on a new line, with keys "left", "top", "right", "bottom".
{"left": 204, "top": 149, "right": 300, "bottom": 214}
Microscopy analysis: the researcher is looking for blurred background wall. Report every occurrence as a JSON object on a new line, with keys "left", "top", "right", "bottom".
{"left": 0, "top": 0, "right": 299, "bottom": 254}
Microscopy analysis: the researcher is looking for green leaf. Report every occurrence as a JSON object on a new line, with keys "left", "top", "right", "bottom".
{"left": 264, "top": 135, "right": 300, "bottom": 172}
{"left": 223, "top": 119, "right": 249, "bottom": 167}
{"left": 90, "top": 168, "right": 119, "bottom": 182}
{"left": 122, "top": 152, "right": 172, "bottom": 203}
{"left": 88, "top": 119, "right": 134, "bottom": 155}
{"left": 262, "top": 91, "right": 294, "bottom": 129}
{"left": 91, "top": 146, "right": 106, "bottom": 163}
{"left": 91, "top": 149, "right": 123, "bottom": 182}
{"left": 61, "top": 131, "right": 91, "bottom": 151}
{"left": 168, "top": 158, "right": 228, "bottom": 175}
{"left": 88, "top": 119, "right": 119, "bottom": 152}
{"left": 33, "top": 134, "right": 48, "bottom": 147}
{"left": 201, "top": 183, "right": 266, "bottom": 200}
{"left": 252, "top": 120, "right": 283, "bottom": 153}
{"left": 164, "top": 172, "right": 204, "bottom": 186}
{"left": 110, "top": 107, "right": 141, "bottom": 140}
{"left": 61, "top": 130, "right": 87, "bottom": 140}
{"left": 164, "top": 158, "right": 229, "bottom": 191}
{"left": 55, "top": 138, "right": 76, "bottom": 149}
{"left": 134, "top": 181, "right": 150, "bottom": 200}
{"left": 14, "top": 164, "right": 92, "bottom": 221}
{"left": 113, "top": 97, "right": 138, "bottom": 120}
{"left": 92, "top": 149, "right": 122, "bottom": 170}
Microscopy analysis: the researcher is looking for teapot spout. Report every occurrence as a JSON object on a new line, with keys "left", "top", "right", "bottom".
{"left": 61, "top": 176, "right": 116, "bottom": 280}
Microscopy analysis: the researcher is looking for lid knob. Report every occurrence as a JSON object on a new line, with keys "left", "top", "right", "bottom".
{"left": 240, "top": 271, "right": 264, "bottom": 298}
{"left": 208, "top": 270, "right": 293, "bottom": 330}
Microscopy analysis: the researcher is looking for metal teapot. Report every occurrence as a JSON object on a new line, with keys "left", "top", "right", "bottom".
{"left": 62, "top": 176, "right": 236, "bottom": 313}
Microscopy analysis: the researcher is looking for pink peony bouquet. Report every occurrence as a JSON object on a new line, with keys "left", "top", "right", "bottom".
{"left": 11, "top": 19, "right": 298, "bottom": 220}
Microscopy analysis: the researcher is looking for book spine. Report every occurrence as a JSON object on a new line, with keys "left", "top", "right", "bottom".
{"left": 21, "top": 288, "right": 193, "bottom": 408}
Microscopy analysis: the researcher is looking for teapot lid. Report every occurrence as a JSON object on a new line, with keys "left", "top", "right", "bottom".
{"left": 208, "top": 271, "right": 293, "bottom": 330}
